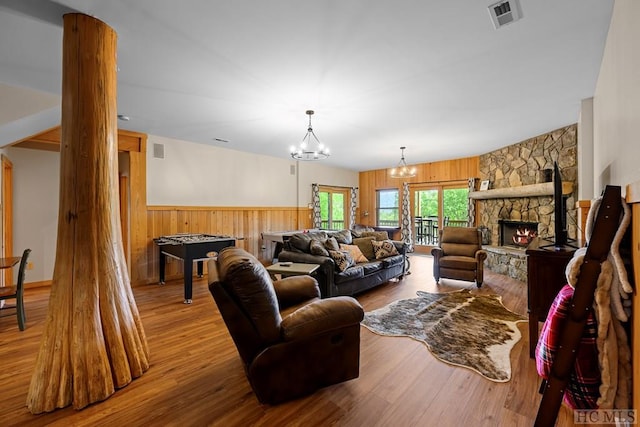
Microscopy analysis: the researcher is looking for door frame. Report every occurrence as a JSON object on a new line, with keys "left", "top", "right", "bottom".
{"left": 2, "top": 155, "right": 13, "bottom": 286}
{"left": 318, "top": 185, "right": 350, "bottom": 230}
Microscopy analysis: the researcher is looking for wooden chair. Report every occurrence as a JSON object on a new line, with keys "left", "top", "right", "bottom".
{"left": 0, "top": 249, "right": 31, "bottom": 331}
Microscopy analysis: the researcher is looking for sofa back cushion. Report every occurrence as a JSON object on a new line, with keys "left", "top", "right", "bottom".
{"left": 324, "top": 237, "right": 340, "bottom": 251}
{"left": 309, "top": 239, "right": 330, "bottom": 256}
{"left": 288, "top": 231, "right": 328, "bottom": 253}
{"left": 358, "top": 230, "right": 389, "bottom": 241}
{"left": 350, "top": 225, "right": 375, "bottom": 237}
{"left": 328, "top": 229, "right": 353, "bottom": 245}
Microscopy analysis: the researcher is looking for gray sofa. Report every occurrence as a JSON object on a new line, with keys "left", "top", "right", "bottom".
{"left": 278, "top": 229, "right": 407, "bottom": 298}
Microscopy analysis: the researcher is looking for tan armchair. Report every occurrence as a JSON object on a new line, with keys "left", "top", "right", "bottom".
{"left": 208, "top": 247, "right": 364, "bottom": 405}
{"left": 431, "top": 227, "right": 487, "bottom": 287}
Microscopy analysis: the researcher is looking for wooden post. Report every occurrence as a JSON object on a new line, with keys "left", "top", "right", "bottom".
{"left": 26, "top": 13, "right": 149, "bottom": 413}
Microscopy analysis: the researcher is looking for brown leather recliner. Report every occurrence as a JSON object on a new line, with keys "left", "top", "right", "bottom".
{"left": 208, "top": 247, "right": 364, "bottom": 405}
{"left": 431, "top": 227, "right": 488, "bottom": 287}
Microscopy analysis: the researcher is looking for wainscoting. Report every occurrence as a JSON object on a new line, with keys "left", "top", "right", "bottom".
{"left": 141, "top": 206, "right": 311, "bottom": 285}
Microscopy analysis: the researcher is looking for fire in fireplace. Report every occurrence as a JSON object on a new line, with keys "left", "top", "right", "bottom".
{"left": 498, "top": 219, "right": 539, "bottom": 248}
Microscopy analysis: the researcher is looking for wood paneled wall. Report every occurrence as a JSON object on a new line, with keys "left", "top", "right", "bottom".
{"left": 358, "top": 156, "right": 480, "bottom": 226}
{"left": 141, "top": 206, "right": 312, "bottom": 284}
{"left": 625, "top": 180, "right": 640, "bottom": 413}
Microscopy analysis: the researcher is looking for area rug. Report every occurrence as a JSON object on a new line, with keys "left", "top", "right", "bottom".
{"left": 361, "top": 289, "right": 527, "bottom": 382}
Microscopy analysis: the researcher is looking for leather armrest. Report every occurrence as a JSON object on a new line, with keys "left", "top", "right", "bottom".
{"left": 475, "top": 250, "right": 488, "bottom": 262}
{"left": 278, "top": 250, "right": 333, "bottom": 266}
{"left": 391, "top": 240, "right": 408, "bottom": 254}
{"left": 273, "top": 275, "right": 321, "bottom": 309}
{"left": 280, "top": 296, "right": 364, "bottom": 341}
{"left": 277, "top": 250, "right": 336, "bottom": 290}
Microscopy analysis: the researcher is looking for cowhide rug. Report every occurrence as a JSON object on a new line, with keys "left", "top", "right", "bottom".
{"left": 361, "top": 289, "right": 527, "bottom": 382}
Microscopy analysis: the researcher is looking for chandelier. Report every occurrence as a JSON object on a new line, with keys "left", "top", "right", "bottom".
{"left": 290, "top": 110, "right": 330, "bottom": 160}
{"left": 389, "top": 146, "right": 416, "bottom": 178}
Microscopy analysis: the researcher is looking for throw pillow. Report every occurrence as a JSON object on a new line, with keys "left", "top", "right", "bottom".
{"left": 352, "top": 236, "right": 376, "bottom": 260}
{"left": 339, "top": 243, "right": 368, "bottom": 263}
{"left": 309, "top": 239, "right": 330, "bottom": 256}
{"left": 372, "top": 239, "right": 399, "bottom": 259}
{"left": 328, "top": 250, "right": 354, "bottom": 272}
{"left": 324, "top": 237, "right": 340, "bottom": 251}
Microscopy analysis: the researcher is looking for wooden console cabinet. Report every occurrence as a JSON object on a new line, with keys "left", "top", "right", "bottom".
{"left": 525, "top": 238, "right": 577, "bottom": 358}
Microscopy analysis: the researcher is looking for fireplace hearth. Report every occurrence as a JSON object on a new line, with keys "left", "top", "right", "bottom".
{"left": 499, "top": 219, "right": 539, "bottom": 248}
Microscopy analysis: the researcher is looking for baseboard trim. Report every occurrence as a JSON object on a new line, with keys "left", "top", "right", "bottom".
{"left": 25, "top": 280, "right": 52, "bottom": 289}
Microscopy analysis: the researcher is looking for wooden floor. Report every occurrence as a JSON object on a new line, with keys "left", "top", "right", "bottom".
{"left": 0, "top": 255, "right": 577, "bottom": 426}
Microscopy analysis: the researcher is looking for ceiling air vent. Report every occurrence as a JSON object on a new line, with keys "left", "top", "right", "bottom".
{"left": 488, "top": 0, "right": 522, "bottom": 29}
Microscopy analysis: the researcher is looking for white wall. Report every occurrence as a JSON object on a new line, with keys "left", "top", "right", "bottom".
{"left": 592, "top": 0, "right": 640, "bottom": 197}
{"left": 578, "top": 98, "right": 594, "bottom": 200}
{"left": 7, "top": 147, "right": 59, "bottom": 283}
{"left": 9, "top": 136, "right": 357, "bottom": 282}
{"left": 146, "top": 135, "right": 358, "bottom": 207}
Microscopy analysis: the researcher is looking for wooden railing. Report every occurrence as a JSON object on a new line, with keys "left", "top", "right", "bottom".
{"left": 414, "top": 217, "right": 468, "bottom": 245}
{"left": 320, "top": 220, "right": 345, "bottom": 230}
{"left": 377, "top": 220, "right": 399, "bottom": 227}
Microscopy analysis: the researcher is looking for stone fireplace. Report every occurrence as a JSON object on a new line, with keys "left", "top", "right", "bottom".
{"left": 475, "top": 124, "right": 578, "bottom": 282}
{"left": 499, "top": 219, "right": 538, "bottom": 248}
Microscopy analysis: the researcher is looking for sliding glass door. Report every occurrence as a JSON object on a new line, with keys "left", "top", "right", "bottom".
{"left": 413, "top": 188, "right": 439, "bottom": 246}
{"left": 319, "top": 187, "right": 347, "bottom": 230}
{"left": 411, "top": 181, "right": 469, "bottom": 249}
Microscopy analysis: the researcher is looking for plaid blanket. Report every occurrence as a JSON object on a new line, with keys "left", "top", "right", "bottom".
{"left": 535, "top": 284, "right": 601, "bottom": 409}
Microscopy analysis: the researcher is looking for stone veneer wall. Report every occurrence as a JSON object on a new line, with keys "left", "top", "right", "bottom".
{"left": 478, "top": 124, "right": 578, "bottom": 280}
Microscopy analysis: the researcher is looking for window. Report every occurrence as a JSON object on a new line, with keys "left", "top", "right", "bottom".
{"left": 319, "top": 187, "right": 347, "bottom": 230}
{"left": 442, "top": 187, "right": 469, "bottom": 226}
{"left": 376, "top": 189, "right": 399, "bottom": 227}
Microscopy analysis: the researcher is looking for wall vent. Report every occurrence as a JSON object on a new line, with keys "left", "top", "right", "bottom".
{"left": 488, "top": 0, "right": 522, "bottom": 29}
{"left": 153, "top": 143, "right": 164, "bottom": 159}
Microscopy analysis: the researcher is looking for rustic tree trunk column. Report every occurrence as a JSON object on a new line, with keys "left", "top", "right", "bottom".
{"left": 27, "top": 13, "right": 149, "bottom": 414}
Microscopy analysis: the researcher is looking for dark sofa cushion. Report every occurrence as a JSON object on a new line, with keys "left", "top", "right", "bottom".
{"left": 334, "top": 265, "right": 364, "bottom": 284}
{"left": 324, "top": 237, "right": 340, "bottom": 251}
{"left": 328, "top": 230, "right": 353, "bottom": 245}
{"left": 359, "top": 231, "right": 389, "bottom": 241}
{"left": 309, "top": 239, "right": 329, "bottom": 256}
{"left": 288, "top": 231, "right": 328, "bottom": 253}
{"left": 350, "top": 225, "right": 375, "bottom": 237}
{"left": 381, "top": 254, "right": 404, "bottom": 268}
{"left": 361, "top": 261, "right": 383, "bottom": 275}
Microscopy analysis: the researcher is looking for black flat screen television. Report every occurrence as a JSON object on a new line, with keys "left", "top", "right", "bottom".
{"left": 552, "top": 161, "right": 568, "bottom": 248}
{"left": 540, "top": 161, "right": 576, "bottom": 250}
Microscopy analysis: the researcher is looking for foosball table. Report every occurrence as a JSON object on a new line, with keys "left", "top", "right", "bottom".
{"left": 154, "top": 233, "right": 236, "bottom": 303}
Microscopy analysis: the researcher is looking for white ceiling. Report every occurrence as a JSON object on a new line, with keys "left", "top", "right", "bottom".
{"left": 0, "top": 0, "right": 614, "bottom": 171}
